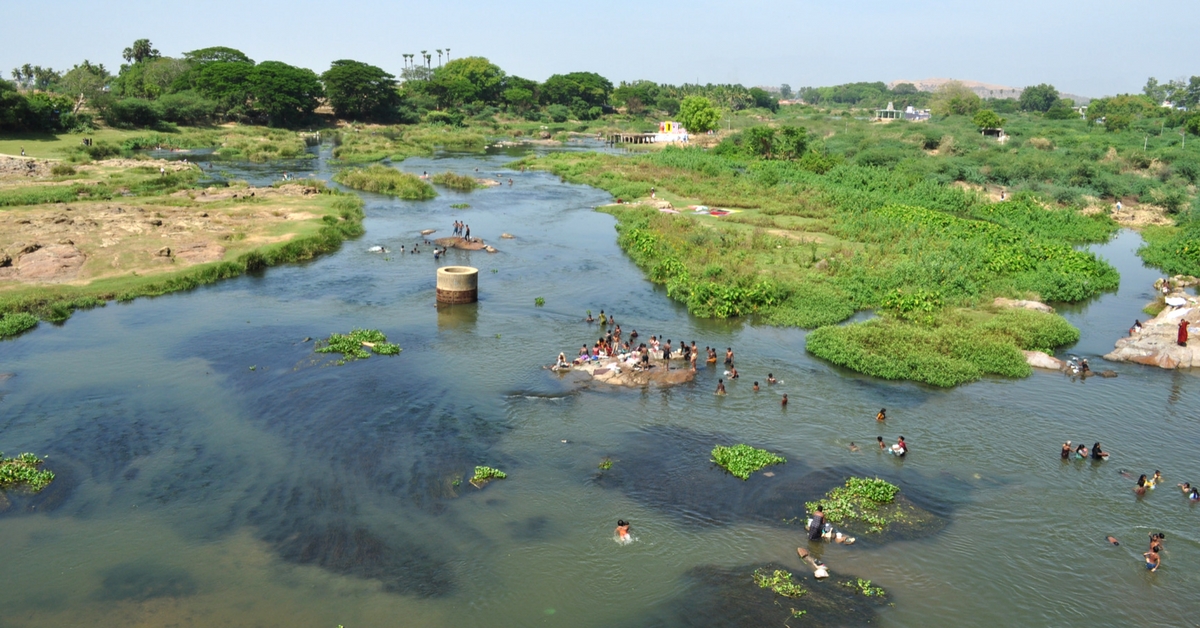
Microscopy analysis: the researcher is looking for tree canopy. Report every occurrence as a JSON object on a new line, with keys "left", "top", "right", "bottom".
{"left": 1019, "top": 84, "right": 1060, "bottom": 112}
{"left": 678, "top": 96, "right": 721, "bottom": 134}
{"left": 541, "top": 72, "right": 612, "bottom": 107}
{"left": 426, "top": 56, "right": 505, "bottom": 108}
{"left": 321, "top": 59, "right": 400, "bottom": 122}
{"left": 972, "top": 109, "right": 1005, "bottom": 129}
{"left": 248, "top": 61, "right": 323, "bottom": 127}
{"left": 183, "top": 46, "right": 254, "bottom": 65}
{"left": 122, "top": 39, "right": 160, "bottom": 64}
{"left": 930, "top": 81, "right": 981, "bottom": 116}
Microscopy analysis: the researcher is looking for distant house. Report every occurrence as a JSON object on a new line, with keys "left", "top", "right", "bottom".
{"left": 653, "top": 121, "right": 689, "bottom": 143}
{"left": 903, "top": 105, "right": 931, "bottom": 121}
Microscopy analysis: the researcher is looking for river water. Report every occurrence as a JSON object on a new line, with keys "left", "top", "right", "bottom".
{"left": 0, "top": 142, "right": 1197, "bottom": 627}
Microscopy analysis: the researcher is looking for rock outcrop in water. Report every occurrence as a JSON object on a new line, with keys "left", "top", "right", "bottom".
{"left": 1105, "top": 293, "right": 1200, "bottom": 369}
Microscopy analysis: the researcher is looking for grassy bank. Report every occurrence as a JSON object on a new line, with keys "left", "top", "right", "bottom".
{"left": 522, "top": 148, "right": 1112, "bottom": 386}
{"left": 1, "top": 125, "right": 313, "bottom": 163}
{"left": 331, "top": 125, "right": 488, "bottom": 162}
{"left": 332, "top": 164, "right": 436, "bottom": 199}
{"left": 0, "top": 180, "right": 364, "bottom": 335}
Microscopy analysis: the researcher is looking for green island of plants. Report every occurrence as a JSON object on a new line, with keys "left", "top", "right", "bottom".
{"left": 431, "top": 171, "right": 484, "bottom": 191}
{"left": 711, "top": 444, "right": 786, "bottom": 480}
{"left": 842, "top": 578, "right": 886, "bottom": 597}
{"left": 315, "top": 329, "right": 401, "bottom": 364}
{"left": 598, "top": 457, "right": 613, "bottom": 470}
{"left": 753, "top": 568, "right": 806, "bottom": 598}
{"left": 0, "top": 453, "right": 55, "bottom": 493}
{"left": 332, "top": 165, "right": 436, "bottom": 199}
{"left": 806, "top": 477, "right": 900, "bottom": 532}
{"left": 471, "top": 466, "right": 507, "bottom": 485}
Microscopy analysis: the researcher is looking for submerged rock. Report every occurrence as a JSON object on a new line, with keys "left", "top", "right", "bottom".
{"left": 627, "top": 562, "right": 888, "bottom": 628}
{"left": 1105, "top": 296, "right": 1200, "bottom": 369}
{"left": 993, "top": 297, "right": 1054, "bottom": 313}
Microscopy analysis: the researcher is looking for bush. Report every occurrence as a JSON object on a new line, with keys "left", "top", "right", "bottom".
{"left": 101, "top": 97, "right": 161, "bottom": 128}
{"left": 430, "top": 171, "right": 482, "bottom": 190}
{"left": 424, "top": 110, "right": 464, "bottom": 127}
{"left": 546, "top": 104, "right": 570, "bottom": 123}
{"left": 0, "top": 312, "right": 39, "bottom": 338}
{"left": 156, "top": 91, "right": 218, "bottom": 125}
{"left": 333, "top": 164, "right": 436, "bottom": 199}
{"left": 50, "top": 163, "right": 77, "bottom": 176}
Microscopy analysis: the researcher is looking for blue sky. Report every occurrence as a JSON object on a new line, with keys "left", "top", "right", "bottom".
{"left": 4, "top": 0, "right": 1198, "bottom": 96}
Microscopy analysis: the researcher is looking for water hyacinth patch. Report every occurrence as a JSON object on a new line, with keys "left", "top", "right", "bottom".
{"left": 315, "top": 329, "right": 401, "bottom": 363}
{"left": 471, "top": 466, "right": 507, "bottom": 487}
{"left": 752, "top": 568, "right": 806, "bottom": 598}
{"left": 711, "top": 444, "right": 786, "bottom": 480}
{"left": 806, "top": 477, "right": 899, "bottom": 532}
{"left": 0, "top": 452, "right": 55, "bottom": 492}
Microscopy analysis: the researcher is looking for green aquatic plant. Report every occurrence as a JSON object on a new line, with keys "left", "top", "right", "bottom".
{"left": 0, "top": 452, "right": 55, "bottom": 492}
{"left": 0, "top": 312, "right": 39, "bottom": 339}
{"left": 431, "top": 171, "right": 484, "bottom": 191}
{"left": 534, "top": 297, "right": 546, "bottom": 306}
{"left": 471, "top": 466, "right": 507, "bottom": 485}
{"left": 752, "top": 568, "right": 806, "bottom": 598}
{"left": 598, "top": 457, "right": 613, "bottom": 470}
{"left": 332, "top": 165, "right": 436, "bottom": 200}
{"left": 315, "top": 329, "right": 402, "bottom": 363}
{"left": 842, "top": 578, "right": 886, "bottom": 597}
{"left": 711, "top": 444, "right": 786, "bottom": 480}
{"left": 450, "top": 203, "right": 471, "bottom": 209}
{"left": 806, "top": 477, "right": 900, "bottom": 532}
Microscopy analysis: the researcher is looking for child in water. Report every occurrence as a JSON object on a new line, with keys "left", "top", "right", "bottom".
{"left": 615, "top": 520, "right": 632, "bottom": 544}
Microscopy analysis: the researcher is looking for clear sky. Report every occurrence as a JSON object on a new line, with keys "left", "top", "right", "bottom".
{"left": 4, "top": 0, "right": 1198, "bottom": 97}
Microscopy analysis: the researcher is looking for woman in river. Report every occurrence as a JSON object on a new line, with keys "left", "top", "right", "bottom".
{"left": 1179, "top": 319, "right": 1189, "bottom": 347}
{"left": 615, "top": 520, "right": 631, "bottom": 544}
{"left": 1091, "top": 443, "right": 1109, "bottom": 460}
{"left": 1135, "top": 475, "right": 1149, "bottom": 496}
{"left": 807, "top": 505, "right": 826, "bottom": 541}
{"left": 876, "top": 408, "right": 887, "bottom": 421}
{"left": 1075, "top": 444, "right": 1089, "bottom": 459}
{"left": 1061, "top": 441, "right": 1072, "bottom": 459}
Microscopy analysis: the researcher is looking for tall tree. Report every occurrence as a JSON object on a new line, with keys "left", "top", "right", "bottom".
{"left": 1018, "top": 83, "right": 1060, "bottom": 112}
{"left": 428, "top": 56, "right": 505, "bottom": 107}
{"left": 678, "top": 96, "right": 721, "bottom": 133}
{"left": 321, "top": 59, "right": 401, "bottom": 121}
{"left": 930, "top": 81, "right": 981, "bottom": 116}
{"left": 122, "top": 39, "right": 161, "bottom": 64}
{"left": 248, "top": 61, "right": 323, "bottom": 127}
{"left": 183, "top": 46, "right": 254, "bottom": 65}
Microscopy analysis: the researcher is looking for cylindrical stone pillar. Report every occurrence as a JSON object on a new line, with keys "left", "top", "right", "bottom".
{"left": 436, "top": 266, "right": 478, "bottom": 304}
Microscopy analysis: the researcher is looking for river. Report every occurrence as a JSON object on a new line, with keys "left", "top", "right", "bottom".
{"left": 0, "top": 141, "right": 1197, "bottom": 627}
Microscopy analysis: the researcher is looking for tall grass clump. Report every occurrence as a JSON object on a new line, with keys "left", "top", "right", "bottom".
{"left": 333, "top": 165, "right": 436, "bottom": 199}
{"left": 0, "top": 312, "right": 39, "bottom": 338}
{"left": 431, "top": 171, "right": 484, "bottom": 190}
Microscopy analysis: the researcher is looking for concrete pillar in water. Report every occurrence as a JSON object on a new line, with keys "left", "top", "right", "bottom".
{"left": 436, "top": 266, "right": 478, "bottom": 304}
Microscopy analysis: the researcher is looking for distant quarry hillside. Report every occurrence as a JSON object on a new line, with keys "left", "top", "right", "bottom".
{"left": 889, "top": 78, "right": 1091, "bottom": 105}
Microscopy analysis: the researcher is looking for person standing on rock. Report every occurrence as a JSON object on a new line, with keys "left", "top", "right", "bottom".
{"left": 1178, "top": 319, "right": 1189, "bottom": 347}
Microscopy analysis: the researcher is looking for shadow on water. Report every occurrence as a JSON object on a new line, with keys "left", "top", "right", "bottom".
{"left": 594, "top": 426, "right": 960, "bottom": 542}
{"left": 96, "top": 561, "right": 198, "bottom": 602}
{"left": 629, "top": 562, "right": 888, "bottom": 628}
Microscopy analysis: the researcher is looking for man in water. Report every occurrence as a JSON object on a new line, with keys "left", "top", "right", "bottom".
{"left": 1143, "top": 546, "right": 1160, "bottom": 572}
{"left": 807, "top": 505, "right": 826, "bottom": 541}
{"left": 877, "top": 436, "right": 886, "bottom": 451}
{"left": 781, "top": 394, "right": 788, "bottom": 407}
{"left": 753, "top": 381, "right": 760, "bottom": 392}
{"left": 716, "top": 379, "right": 726, "bottom": 395}
{"left": 615, "top": 520, "right": 631, "bottom": 542}
{"left": 767, "top": 373, "right": 777, "bottom": 384}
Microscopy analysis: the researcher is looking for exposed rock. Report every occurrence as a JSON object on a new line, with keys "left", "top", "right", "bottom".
{"left": 8, "top": 244, "right": 86, "bottom": 282}
{"left": 814, "top": 258, "right": 829, "bottom": 270}
{"left": 0, "top": 253, "right": 10, "bottom": 267}
{"left": 994, "top": 297, "right": 1055, "bottom": 314}
{"left": 58, "top": 238, "right": 74, "bottom": 245}
{"left": 173, "top": 242, "right": 226, "bottom": 263}
{"left": 1105, "top": 295, "right": 1200, "bottom": 369}
{"left": 1023, "top": 350, "right": 1065, "bottom": 370}
{"left": 484, "top": 245, "right": 497, "bottom": 253}
{"left": 19, "top": 243, "right": 41, "bottom": 255}
{"left": 500, "top": 233, "right": 515, "bottom": 239}
{"left": 434, "top": 237, "right": 488, "bottom": 251}
{"left": 420, "top": 229, "right": 436, "bottom": 236}
{"left": 155, "top": 246, "right": 172, "bottom": 257}
{"left": 148, "top": 219, "right": 162, "bottom": 226}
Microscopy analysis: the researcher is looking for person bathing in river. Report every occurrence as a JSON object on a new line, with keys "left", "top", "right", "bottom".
{"left": 615, "top": 520, "right": 631, "bottom": 542}
{"left": 556, "top": 353, "right": 569, "bottom": 369}
{"left": 629, "top": 329, "right": 638, "bottom": 340}
{"left": 807, "top": 504, "right": 826, "bottom": 541}
{"left": 585, "top": 312, "right": 595, "bottom": 323}
{"left": 876, "top": 408, "right": 887, "bottom": 421}
{"left": 729, "top": 367, "right": 739, "bottom": 379}
{"left": 716, "top": 379, "right": 726, "bottom": 395}
{"left": 1091, "top": 443, "right": 1109, "bottom": 460}
{"left": 1075, "top": 444, "right": 1089, "bottom": 459}
{"left": 1135, "top": 475, "right": 1149, "bottom": 496}
{"left": 707, "top": 347, "right": 718, "bottom": 363}
{"left": 890, "top": 436, "right": 908, "bottom": 457}
{"left": 878, "top": 436, "right": 887, "bottom": 452}
{"left": 1130, "top": 320, "right": 1142, "bottom": 336}
{"left": 753, "top": 381, "right": 760, "bottom": 392}
{"left": 1061, "top": 441, "right": 1072, "bottom": 459}
{"left": 598, "top": 310, "right": 606, "bottom": 326}
{"left": 781, "top": 394, "right": 788, "bottom": 407}
{"left": 1144, "top": 546, "right": 1161, "bottom": 572}
{"left": 767, "top": 373, "right": 777, "bottom": 384}
{"left": 725, "top": 348, "right": 734, "bottom": 366}
{"left": 1179, "top": 482, "right": 1192, "bottom": 495}
{"left": 1150, "top": 470, "right": 1163, "bottom": 488}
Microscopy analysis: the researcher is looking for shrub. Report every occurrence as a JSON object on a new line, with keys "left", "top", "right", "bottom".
{"left": 547, "top": 104, "right": 570, "bottom": 122}
{"left": 430, "top": 171, "right": 482, "bottom": 190}
{"left": 102, "top": 97, "right": 161, "bottom": 128}
{"left": 50, "top": 163, "right": 77, "bottom": 176}
{"left": 0, "top": 312, "right": 39, "bottom": 338}
{"left": 333, "top": 165, "right": 436, "bottom": 199}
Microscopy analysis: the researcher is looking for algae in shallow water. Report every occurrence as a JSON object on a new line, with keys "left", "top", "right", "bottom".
{"left": 0, "top": 452, "right": 55, "bottom": 492}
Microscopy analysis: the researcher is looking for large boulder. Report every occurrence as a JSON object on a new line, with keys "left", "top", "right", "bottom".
{"left": 1105, "top": 297, "right": 1200, "bottom": 369}
{"left": 1023, "top": 350, "right": 1065, "bottom": 370}
{"left": 994, "top": 297, "right": 1055, "bottom": 314}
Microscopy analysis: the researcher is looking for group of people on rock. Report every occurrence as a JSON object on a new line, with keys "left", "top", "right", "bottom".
{"left": 452, "top": 220, "right": 471, "bottom": 241}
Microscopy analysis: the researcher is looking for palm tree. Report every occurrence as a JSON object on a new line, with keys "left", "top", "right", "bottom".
{"left": 436, "top": 49, "right": 443, "bottom": 66}
{"left": 424, "top": 53, "right": 431, "bottom": 68}
{"left": 445, "top": 48, "right": 450, "bottom": 61}
{"left": 421, "top": 50, "right": 427, "bottom": 68}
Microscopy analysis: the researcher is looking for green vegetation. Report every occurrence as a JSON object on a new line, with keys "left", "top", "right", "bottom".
{"left": 315, "top": 329, "right": 401, "bottom": 364}
{"left": 471, "top": 466, "right": 507, "bottom": 484}
{"left": 807, "top": 308, "right": 1079, "bottom": 386}
{"left": 806, "top": 477, "right": 899, "bottom": 532}
{"left": 451, "top": 203, "right": 471, "bottom": 209}
{"left": 431, "top": 171, "right": 483, "bottom": 190}
{"left": 711, "top": 444, "right": 786, "bottom": 480}
{"left": 679, "top": 96, "right": 722, "bottom": 134}
{"left": 0, "top": 313, "right": 39, "bottom": 339}
{"left": 598, "top": 457, "right": 613, "bottom": 470}
{"left": 842, "top": 578, "right": 886, "bottom": 597}
{"left": 331, "top": 126, "right": 488, "bottom": 162}
{"left": 1138, "top": 218, "right": 1200, "bottom": 276}
{"left": 333, "top": 165, "right": 436, "bottom": 199}
{"left": 752, "top": 569, "right": 806, "bottom": 598}
{"left": 534, "top": 297, "right": 545, "bottom": 307}
{"left": 0, "top": 452, "right": 55, "bottom": 492}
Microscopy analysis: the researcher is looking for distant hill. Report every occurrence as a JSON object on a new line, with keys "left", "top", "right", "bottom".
{"left": 889, "top": 78, "right": 1091, "bottom": 105}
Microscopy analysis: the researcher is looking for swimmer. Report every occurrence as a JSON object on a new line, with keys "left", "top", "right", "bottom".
{"left": 1091, "top": 443, "right": 1109, "bottom": 460}
{"left": 753, "top": 381, "right": 760, "bottom": 392}
{"left": 781, "top": 393, "right": 788, "bottom": 407}
{"left": 629, "top": 330, "right": 638, "bottom": 340}
{"left": 1179, "top": 482, "right": 1192, "bottom": 494}
{"left": 729, "top": 367, "right": 739, "bottom": 379}
{"left": 1106, "top": 536, "right": 1120, "bottom": 546}
{"left": 585, "top": 312, "right": 595, "bottom": 322}
{"left": 849, "top": 442, "right": 859, "bottom": 452}
{"left": 615, "top": 519, "right": 631, "bottom": 543}
{"left": 1191, "top": 487, "right": 1200, "bottom": 501}
{"left": 1143, "top": 547, "right": 1160, "bottom": 572}
{"left": 1135, "top": 474, "right": 1148, "bottom": 496}
{"left": 877, "top": 436, "right": 886, "bottom": 451}
{"left": 876, "top": 408, "right": 886, "bottom": 421}
{"left": 766, "top": 373, "right": 777, "bottom": 384}
{"left": 1149, "top": 532, "right": 1165, "bottom": 554}
{"left": 1150, "top": 470, "right": 1163, "bottom": 488}
{"left": 716, "top": 379, "right": 726, "bottom": 395}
